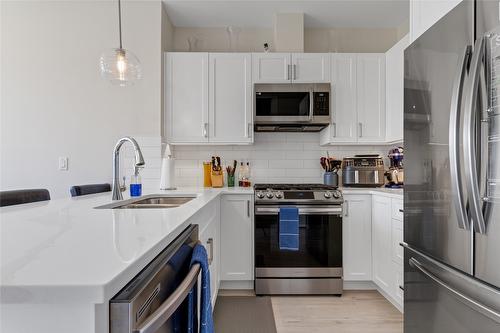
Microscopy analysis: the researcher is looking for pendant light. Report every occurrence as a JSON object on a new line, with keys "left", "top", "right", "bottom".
{"left": 99, "top": 0, "right": 142, "bottom": 86}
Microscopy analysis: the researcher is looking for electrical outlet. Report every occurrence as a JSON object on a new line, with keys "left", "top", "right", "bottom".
{"left": 58, "top": 157, "right": 69, "bottom": 171}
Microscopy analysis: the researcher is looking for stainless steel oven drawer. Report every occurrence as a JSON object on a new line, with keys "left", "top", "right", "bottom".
{"left": 255, "top": 278, "right": 343, "bottom": 295}
{"left": 255, "top": 267, "right": 342, "bottom": 278}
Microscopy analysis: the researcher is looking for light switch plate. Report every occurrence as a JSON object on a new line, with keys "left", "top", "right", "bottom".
{"left": 58, "top": 157, "right": 68, "bottom": 171}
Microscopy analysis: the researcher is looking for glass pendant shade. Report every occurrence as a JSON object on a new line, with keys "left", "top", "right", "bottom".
{"left": 100, "top": 48, "right": 142, "bottom": 86}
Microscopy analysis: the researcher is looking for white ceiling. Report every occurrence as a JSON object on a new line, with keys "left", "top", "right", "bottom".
{"left": 162, "top": 0, "right": 409, "bottom": 29}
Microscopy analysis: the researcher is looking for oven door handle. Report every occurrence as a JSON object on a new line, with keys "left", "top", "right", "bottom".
{"left": 255, "top": 206, "right": 342, "bottom": 216}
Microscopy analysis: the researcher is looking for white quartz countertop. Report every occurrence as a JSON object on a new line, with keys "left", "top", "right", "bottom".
{"left": 0, "top": 187, "right": 253, "bottom": 305}
{"left": 341, "top": 187, "right": 404, "bottom": 199}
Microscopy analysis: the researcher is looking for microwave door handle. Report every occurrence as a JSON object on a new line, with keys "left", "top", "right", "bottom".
{"left": 449, "top": 45, "right": 471, "bottom": 230}
{"left": 309, "top": 90, "right": 314, "bottom": 121}
{"left": 133, "top": 263, "right": 201, "bottom": 333}
{"left": 463, "top": 37, "right": 487, "bottom": 234}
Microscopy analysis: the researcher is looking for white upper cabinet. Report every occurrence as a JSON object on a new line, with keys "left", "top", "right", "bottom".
{"left": 343, "top": 194, "right": 372, "bottom": 281}
{"left": 410, "top": 0, "right": 462, "bottom": 43}
{"left": 252, "top": 53, "right": 330, "bottom": 83}
{"left": 291, "top": 53, "right": 331, "bottom": 83}
{"left": 165, "top": 52, "right": 209, "bottom": 144}
{"left": 356, "top": 54, "right": 386, "bottom": 143}
{"left": 252, "top": 53, "right": 291, "bottom": 83}
{"left": 385, "top": 35, "right": 409, "bottom": 144}
{"left": 165, "top": 52, "right": 253, "bottom": 145}
{"left": 320, "top": 53, "right": 386, "bottom": 145}
{"left": 323, "top": 53, "right": 358, "bottom": 143}
{"left": 209, "top": 53, "right": 253, "bottom": 144}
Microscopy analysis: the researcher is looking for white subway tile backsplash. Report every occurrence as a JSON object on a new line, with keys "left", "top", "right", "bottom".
{"left": 133, "top": 134, "right": 393, "bottom": 188}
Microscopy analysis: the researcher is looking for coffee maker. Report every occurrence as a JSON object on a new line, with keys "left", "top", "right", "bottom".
{"left": 385, "top": 147, "right": 404, "bottom": 188}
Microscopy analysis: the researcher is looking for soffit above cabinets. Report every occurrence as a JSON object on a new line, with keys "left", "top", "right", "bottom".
{"left": 162, "top": 0, "right": 409, "bottom": 29}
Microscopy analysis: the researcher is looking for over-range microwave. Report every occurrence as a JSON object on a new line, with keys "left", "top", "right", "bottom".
{"left": 254, "top": 83, "right": 331, "bottom": 132}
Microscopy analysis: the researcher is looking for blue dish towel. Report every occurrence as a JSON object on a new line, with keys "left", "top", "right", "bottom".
{"left": 187, "top": 244, "right": 214, "bottom": 333}
{"left": 279, "top": 206, "right": 299, "bottom": 251}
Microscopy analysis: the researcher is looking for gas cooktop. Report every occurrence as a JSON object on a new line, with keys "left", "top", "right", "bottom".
{"left": 254, "top": 183, "right": 343, "bottom": 204}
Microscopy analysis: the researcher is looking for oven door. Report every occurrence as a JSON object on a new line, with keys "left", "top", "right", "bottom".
{"left": 254, "top": 205, "right": 342, "bottom": 276}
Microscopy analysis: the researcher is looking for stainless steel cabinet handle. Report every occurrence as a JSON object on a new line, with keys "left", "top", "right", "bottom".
{"left": 203, "top": 123, "right": 208, "bottom": 138}
{"left": 449, "top": 46, "right": 472, "bottom": 230}
{"left": 134, "top": 263, "right": 201, "bottom": 333}
{"left": 463, "top": 37, "right": 487, "bottom": 234}
{"left": 287, "top": 64, "right": 290, "bottom": 81}
{"left": 399, "top": 285, "right": 404, "bottom": 291}
{"left": 344, "top": 200, "right": 349, "bottom": 217}
{"left": 358, "top": 123, "right": 363, "bottom": 138}
{"left": 247, "top": 123, "right": 252, "bottom": 139}
{"left": 247, "top": 200, "right": 250, "bottom": 217}
{"left": 293, "top": 64, "right": 297, "bottom": 80}
{"left": 409, "top": 257, "right": 500, "bottom": 324}
{"left": 207, "top": 238, "right": 214, "bottom": 265}
{"left": 399, "top": 209, "right": 404, "bottom": 213}
{"left": 332, "top": 122, "right": 337, "bottom": 137}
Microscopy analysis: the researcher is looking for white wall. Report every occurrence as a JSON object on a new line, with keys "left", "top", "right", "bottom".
{"left": 173, "top": 27, "right": 400, "bottom": 53}
{"left": 0, "top": 0, "right": 164, "bottom": 199}
{"left": 171, "top": 133, "right": 391, "bottom": 187}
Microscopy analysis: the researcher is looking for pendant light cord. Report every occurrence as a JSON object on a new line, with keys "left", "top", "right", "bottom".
{"left": 118, "top": 0, "right": 123, "bottom": 49}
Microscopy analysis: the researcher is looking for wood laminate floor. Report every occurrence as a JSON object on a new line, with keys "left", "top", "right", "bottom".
{"left": 218, "top": 290, "right": 403, "bottom": 333}
{"left": 271, "top": 291, "right": 403, "bottom": 333}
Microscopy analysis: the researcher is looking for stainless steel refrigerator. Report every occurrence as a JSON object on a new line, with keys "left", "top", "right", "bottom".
{"left": 404, "top": 0, "right": 500, "bottom": 331}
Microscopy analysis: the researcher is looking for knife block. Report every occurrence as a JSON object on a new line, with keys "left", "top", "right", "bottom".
{"left": 211, "top": 171, "right": 224, "bottom": 188}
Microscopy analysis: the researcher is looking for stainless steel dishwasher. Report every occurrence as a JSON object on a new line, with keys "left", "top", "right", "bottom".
{"left": 110, "top": 225, "right": 200, "bottom": 333}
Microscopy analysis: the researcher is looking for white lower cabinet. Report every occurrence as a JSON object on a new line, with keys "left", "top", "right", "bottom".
{"left": 198, "top": 201, "right": 220, "bottom": 307}
{"left": 343, "top": 194, "right": 372, "bottom": 281}
{"left": 372, "top": 195, "right": 393, "bottom": 293}
{"left": 220, "top": 194, "right": 254, "bottom": 282}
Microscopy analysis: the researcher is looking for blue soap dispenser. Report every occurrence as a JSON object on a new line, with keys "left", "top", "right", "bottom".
{"left": 130, "top": 166, "right": 142, "bottom": 197}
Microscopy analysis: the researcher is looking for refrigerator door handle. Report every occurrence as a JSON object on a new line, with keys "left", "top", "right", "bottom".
{"left": 449, "top": 45, "right": 472, "bottom": 230}
{"left": 463, "top": 36, "right": 488, "bottom": 234}
{"left": 409, "top": 257, "right": 500, "bottom": 324}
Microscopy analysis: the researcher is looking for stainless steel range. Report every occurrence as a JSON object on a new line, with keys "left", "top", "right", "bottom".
{"left": 254, "top": 184, "right": 343, "bottom": 295}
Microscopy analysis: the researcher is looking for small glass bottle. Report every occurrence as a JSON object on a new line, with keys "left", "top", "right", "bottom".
{"left": 130, "top": 169, "right": 142, "bottom": 197}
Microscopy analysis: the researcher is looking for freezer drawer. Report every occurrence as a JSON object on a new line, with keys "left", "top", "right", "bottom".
{"left": 404, "top": 247, "right": 500, "bottom": 333}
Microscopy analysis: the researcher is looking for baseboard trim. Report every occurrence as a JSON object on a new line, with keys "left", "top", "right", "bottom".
{"left": 220, "top": 280, "right": 254, "bottom": 290}
{"left": 343, "top": 281, "right": 377, "bottom": 290}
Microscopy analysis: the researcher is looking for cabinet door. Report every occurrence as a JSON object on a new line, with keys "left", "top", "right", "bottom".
{"left": 291, "top": 53, "right": 331, "bottom": 83}
{"left": 410, "top": 0, "right": 462, "bottom": 43}
{"left": 209, "top": 53, "right": 253, "bottom": 144}
{"left": 356, "top": 54, "right": 386, "bottom": 143}
{"left": 385, "top": 35, "right": 408, "bottom": 143}
{"left": 199, "top": 213, "right": 220, "bottom": 307}
{"left": 328, "top": 53, "right": 358, "bottom": 143}
{"left": 220, "top": 195, "right": 253, "bottom": 281}
{"left": 165, "top": 52, "right": 209, "bottom": 143}
{"left": 252, "top": 53, "right": 291, "bottom": 83}
{"left": 372, "top": 195, "right": 392, "bottom": 293}
{"left": 342, "top": 194, "right": 372, "bottom": 281}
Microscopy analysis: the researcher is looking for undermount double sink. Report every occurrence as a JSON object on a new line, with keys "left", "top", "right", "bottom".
{"left": 95, "top": 194, "right": 196, "bottom": 209}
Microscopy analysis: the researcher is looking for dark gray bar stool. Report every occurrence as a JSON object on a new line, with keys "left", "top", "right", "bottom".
{"left": 70, "top": 183, "right": 111, "bottom": 197}
{"left": 0, "top": 189, "right": 51, "bottom": 207}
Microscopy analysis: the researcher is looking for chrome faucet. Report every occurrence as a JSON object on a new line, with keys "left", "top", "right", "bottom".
{"left": 112, "top": 137, "right": 145, "bottom": 200}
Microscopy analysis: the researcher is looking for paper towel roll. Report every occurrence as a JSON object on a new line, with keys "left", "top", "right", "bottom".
{"left": 160, "top": 157, "right": 176, "bottom": 190}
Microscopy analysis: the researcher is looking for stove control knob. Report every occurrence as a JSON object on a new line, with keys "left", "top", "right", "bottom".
{"left": 266, "top": 192, "right": 274, "bottom": 199}
{"left": 332, "top": 190, "right": 342, "bottom": 199}
{"left": 275, "top": 191, "right": 283, "bottom": 199}
{"left": 324, "top": 191, "right": 332, "bottom": 199}
{"left": 256, "top": 191, "right": 265, "bottom": 199}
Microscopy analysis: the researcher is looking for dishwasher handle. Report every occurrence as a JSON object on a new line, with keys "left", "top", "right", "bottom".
{"left": 133, "top": 263, "right": 201, "bottom": 333}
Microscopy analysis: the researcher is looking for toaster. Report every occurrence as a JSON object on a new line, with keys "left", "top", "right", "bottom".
{"left": 342, "top": 155, "right": 385, "bottom": 187}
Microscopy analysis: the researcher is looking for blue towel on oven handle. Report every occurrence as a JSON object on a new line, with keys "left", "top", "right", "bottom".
{"left": 187, "top": 243, "right": 214, "bottom": 333}
{"left": 279, "top": 206, "right": 299, "bottom": 251}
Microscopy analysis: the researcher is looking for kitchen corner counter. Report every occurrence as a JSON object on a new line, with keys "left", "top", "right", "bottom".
{"left": 0, "top": 186, "right": 253, "bottom": 306}
{"left": 341, "top": 187, "right": 404, "bottom": 199}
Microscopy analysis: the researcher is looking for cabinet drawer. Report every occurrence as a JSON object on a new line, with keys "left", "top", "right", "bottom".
{"left": 391, "top": 199, "right": 403, "bottom": 221}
